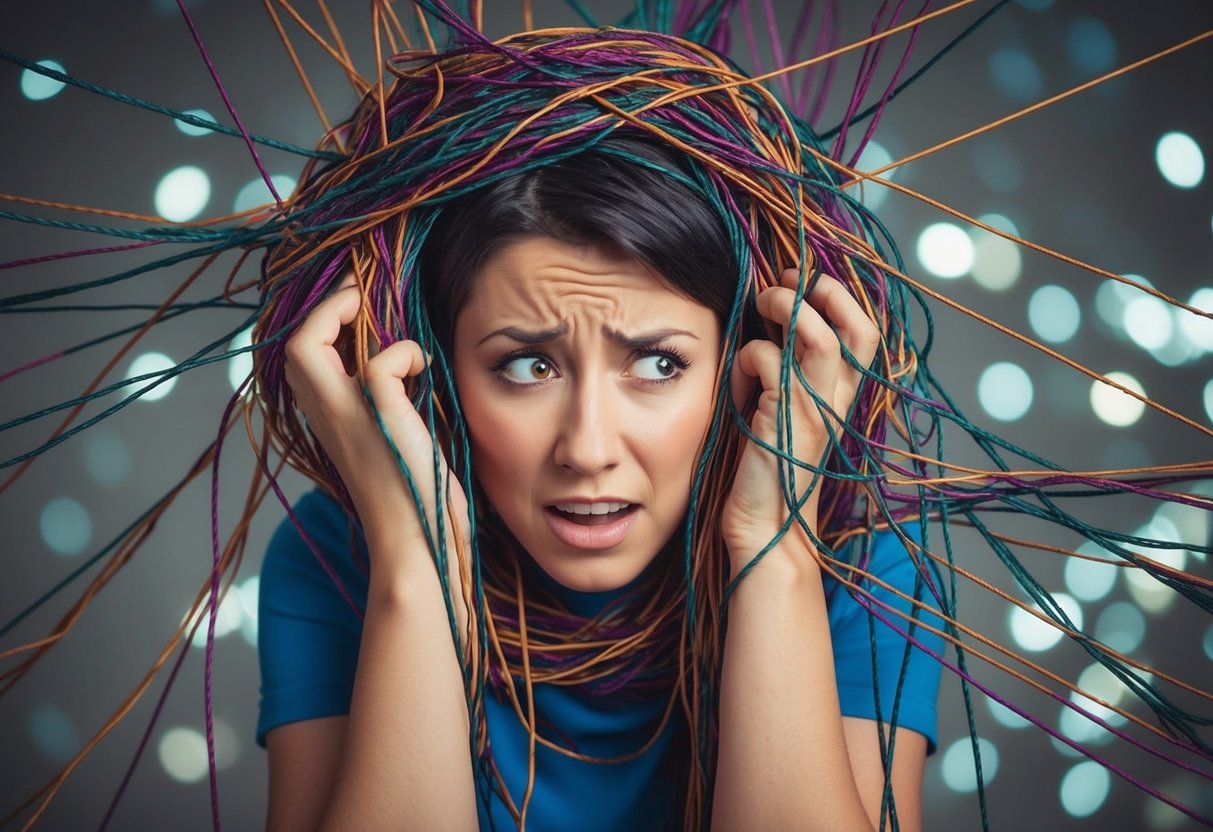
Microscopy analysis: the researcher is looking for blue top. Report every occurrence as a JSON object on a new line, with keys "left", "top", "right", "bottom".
{"left": 257, "top": 491, "right": 944, "bottom": 831}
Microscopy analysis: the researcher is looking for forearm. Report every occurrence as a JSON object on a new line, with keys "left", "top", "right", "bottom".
{"left": 319, "top": 537, "right": 477, "bottom": 831}
{"left": 712, "top": 544, "right": 874, "bottom": 832}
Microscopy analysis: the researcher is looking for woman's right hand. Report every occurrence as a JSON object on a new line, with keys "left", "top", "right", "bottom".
{"left": 282, "top": 277, "right": 471, "bottom": 587}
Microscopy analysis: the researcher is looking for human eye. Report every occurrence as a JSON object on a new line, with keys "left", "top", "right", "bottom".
{"left": 493, "top": 352, "right": 558, "bottom": 386}
{"left": 630, "top": 349, "right": 690, "bottom": 384}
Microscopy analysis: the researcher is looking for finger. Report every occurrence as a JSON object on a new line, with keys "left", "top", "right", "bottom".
{"left": 754, "top": 286, "right": 842, "bottom": 396}
{"left": 363, "top": 339, "right": 427, "bottom": 421}
{"left": 802, "top": 274, "right": 881, "bottom": 372}
{"left": 736, "top": 338, "right": 832, "bottom": 453}
{"left": 285, "top": 285, "right": 364, "bottom": 391}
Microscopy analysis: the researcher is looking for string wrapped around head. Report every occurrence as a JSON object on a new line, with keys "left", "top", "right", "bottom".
{"left": 252, "top": 24, "right": 914, "bottom": 829}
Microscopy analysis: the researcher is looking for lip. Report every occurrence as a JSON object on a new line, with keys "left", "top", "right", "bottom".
{"left": 543, "top": 503, "right": 639, "bottom": 550}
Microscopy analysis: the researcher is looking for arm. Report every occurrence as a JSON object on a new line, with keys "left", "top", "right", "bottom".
{"left": 714, "top": 269, "right": 925, "bottom": 829}
{"left": 266, "top": 280, "right": 477, "bottom": 831}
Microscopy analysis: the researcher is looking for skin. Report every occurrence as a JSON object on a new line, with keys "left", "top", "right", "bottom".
{"left": 267, "top": 236, "right": 927, "bottom": 831}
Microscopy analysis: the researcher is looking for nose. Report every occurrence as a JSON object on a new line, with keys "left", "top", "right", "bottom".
{"left": 552, "top": 375, "right": 621, "bottom": 476}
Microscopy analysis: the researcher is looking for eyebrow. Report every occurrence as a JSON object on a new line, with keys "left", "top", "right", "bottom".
{"left": 477, "top": 324, "right": 698, "bottom": 348}
{"left": 477, "top": 324, "right": 568, "bottom": 346}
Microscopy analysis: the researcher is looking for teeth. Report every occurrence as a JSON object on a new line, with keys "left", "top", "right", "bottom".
{"left": 553, "top": 501, "right": 630, "bottom": 516}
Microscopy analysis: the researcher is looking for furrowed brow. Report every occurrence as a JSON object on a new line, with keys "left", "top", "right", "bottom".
{"left": 477, "top": 323, "right": 569, "bottom": 347}
{"left": 602, "top": 327, "right": 698, "bottom": 348}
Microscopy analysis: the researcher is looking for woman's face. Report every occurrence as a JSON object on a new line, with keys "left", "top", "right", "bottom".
{"left": 452, "top": 237, "right": 722, "bottom": 592}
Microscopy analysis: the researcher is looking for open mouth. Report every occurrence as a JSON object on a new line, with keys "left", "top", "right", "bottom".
{"left": 548, "top": 502, "right": 636, "bottom": 526}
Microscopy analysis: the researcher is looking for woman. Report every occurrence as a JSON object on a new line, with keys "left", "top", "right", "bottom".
{"left": 255, "top": 93, "right": 944, "bottom": 830}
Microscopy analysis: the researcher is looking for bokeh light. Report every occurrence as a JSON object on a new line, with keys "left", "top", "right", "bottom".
{"left": 1123, "top": 294, "right": 1173, "bottom": 351}
{"left": 238, "top": 575, "right": 260, "bottom": 647}
{"left": 154, "top": 165, "right": 211, "bottom": 222}
{"left": 1067, "top": 17, "right": 1117, "bottom": 74}
{"left": 189, "top": 591, "right": 246, "bottom": 648}
{"left": 941, "top": 737, "right": 1000, "bottom": 792}
{"left": 1095, "top": 602, "right": 1146, "bottom": 654}
{"left": 82, "top": 425, "right": 133, "bottom": 486}
{"left": 1204, "top": 624, "right": 1213, "bottom": 662}
{"left": 1009, "top": 593, "right": 1082, "bottom": 652}
{"left": 227, "top": 326, "right": 255, "bottom": 392}
{"left": 969, "top": 214, "right": 1022, "bottom": 291}
{"left": 39, "top": 497, "right": 92, "bottom": 556}
{"left": 1028, "top": 285, "right": 1081, "bottom": 343}
{"left": 125, "top": 351, "right": 178, "bottom": 402}
{"left": 916, "top": 222, "right": 973, "bottom": 278}
{"left": 1155, "top": 132, "right": 1204, "bottom": 189}
{"left": 989, "top": 46, "right": 1043, "bottom": 101}
{"left": 175, "top": 107, "right": 216, "bottom": 137}
{"left": 985, "top": 695, "right": 1031, "bottom": 730}
{"left": 1063, "top": 541, "right": 1117, "bottom": 602}
{"left": 20, "top": 59, "right": 67, "bottom": 101}
{"left": 1089, "top": 371, "right": 1145, "bottom": 427}
{"left": 157, "top": 720, "right": 240, "bottom": 782}
{"left": 1059, "top": 761, "right": 1110, "bottom": 817}
{"left": 1205, "top": 379, "right": 1213, "bottom": 426}
{"left": 854, "top": 140, "right": 897, "bottom": 210}
{"left": 1095, "top": 274, "right": 1152, "bottom": 336}
{"left": 977, "top": 361, "right": 1033, "bottom": 421}
{"left": 1057, "top": 663, "right": 1129, "bottom": 749}
{"left": 1178, "top": 288, "right": 1213, "bottom": 353}
{"left": 233, "top": 174, "right": 298, "bottom": 213}
{"left": 28, "top": 703, "right": 79, "bottom": 762}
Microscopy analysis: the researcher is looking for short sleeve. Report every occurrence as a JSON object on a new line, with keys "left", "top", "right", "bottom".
{"left": 256, "top": 491, "right": 371, "bottom": 747}
{"left": 826, "top": 524, "right": 946, "bottom": 754}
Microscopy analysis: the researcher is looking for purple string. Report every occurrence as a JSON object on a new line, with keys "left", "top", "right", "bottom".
{"left": 843, "top": 575, "right": 1213, "bottom": 825}
{"left": 0, "top": 240, "right": 159, "bottom": 271}
{"left": 174, "top": 0, "right": 282, "bottom": 210}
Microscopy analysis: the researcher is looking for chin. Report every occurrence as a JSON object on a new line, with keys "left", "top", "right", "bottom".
{"left": 532, "top": 551, "right": 653, "bottom": 594}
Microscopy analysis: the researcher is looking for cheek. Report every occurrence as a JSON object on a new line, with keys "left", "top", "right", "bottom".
{"left": 458, "top": 379, "right": 546, "bottom": 497}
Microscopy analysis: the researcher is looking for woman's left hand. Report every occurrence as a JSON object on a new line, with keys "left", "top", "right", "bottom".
{"left": 721, "top": 267, "right": 881, "bottom": 573}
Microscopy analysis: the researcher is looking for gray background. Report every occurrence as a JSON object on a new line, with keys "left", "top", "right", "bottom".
{"left": 1, "top": 1, "right": 1211, "bottom": 829}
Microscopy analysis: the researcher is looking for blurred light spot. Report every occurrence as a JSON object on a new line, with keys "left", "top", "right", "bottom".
{"left": 1149, "top": 322, "right": 1200, "bottom": 367}
{"left": 941, "top": 737, "right": 999, "bottom": 792}
{"left": 1009, "top": 593, "right": 1081, "bottom": 652}
{"left": 233, "top": 174, "right": 297, "bottom": 214}
{"left": 1067, "top": 18, "right": 1117, "bottom": 74}
{"left": 1155, "top": 132, "right": 1204, "bottom": 189}
{"left": 1095, "top": 274, "right": 1152, "bottom": 336}
{"left": 989, "top": 47, "right": 1043, "bottom": 102}
{"left": 1144, "top": 780, "right": 1204, "bottom": 831}
{"left": 20, "top": 59, "right": 67, "bottom": 101}
{"left": 1100, "top": 436, "right": 1152, "bottom": 471}
{"left": 969, "top": 230, "right": 1021, "bottom": 290}
{"left": 1028, "top": 285, "right": 1081, "bottom": 343}
{"left": 1124, "top": 518, "right": 1184, "bottom": 614}
{"left": 985, "top": 695, "right": 1031, "bottom": 730}
{"left": 175, "top": 108, "right": 216, "bottom": 137}
{"left": 1153, "top": 498, "right": 1210, "bottom": 553}
{"left": 158, "top": 727, "right": 209, "bottom": 783}
{"left": 154, "top": 165, "right": 210, "bottom": 222}
{"left": 190, "top": 591, "right": 245, "bottom": 648}
{"left": 238, "top": 575, "right": 260, "bottom": 647}
{"left": 1205, "top": 379, "right": 1213, "bottom": 426}
{"left": 1204, "top": 625, "right": 1213, "bottom": 662}
{"left": 125, "top": 351, "right": 178, "bottom": 402}
{"left": 227, "top": 326, "right": 255, "bottom": 392}
{"left": 978, "top": 362, "right": 1033, "bottom": 421}
{"left": 1178, "top": 288, "right": 1213, "bottom": 353}
{"left": 1058, "top": 663, "right": 1129, "bottom": 749}
{"left": 212, "top": 718, "right": 241, "bottom": 769}
{"left": 40, "top": 497, "right": 92, "bottom": 556}
{"left": 916, "top": 223, "right": 973, "bottom": 279}
{"left": 1064, "top": 541, "right": 1117, "bottom": 602}
{"left": 82, "top": 426, "right": 132, "bottom": 486}
{"left": 1123, "top": 295, "right": 1172, "bottom": 351}
{"left": 1089, "top": 371, "right": 1145, "bottom": 427}
{"left": 28, "top": 703, "right": 78, "bottom": 762}
{"left": 974, "top": 139, "right": 1023, "bottom": 193}
{"left": 1060, "top": 761, "right": 1110, "bottom": 817}
{"left": 855, "top": 140, "right": 898, "bottom": 210}
{"left": 1095, "top": 601, "right": 1145, "bottom": 653}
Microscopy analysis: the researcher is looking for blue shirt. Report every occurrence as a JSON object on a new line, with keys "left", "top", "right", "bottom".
{"left": 257, "top": 491, "right": 944, "bottom": 830}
